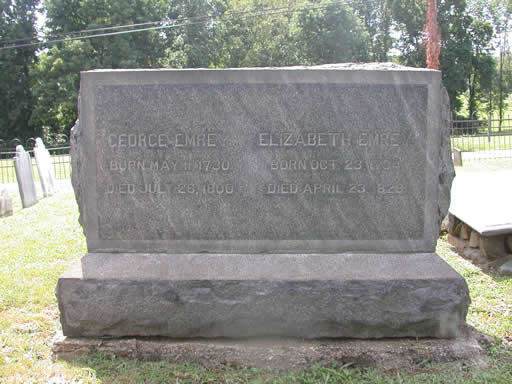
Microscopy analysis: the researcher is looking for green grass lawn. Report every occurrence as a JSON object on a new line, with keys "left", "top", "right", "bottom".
{"left": 1, "top": 177, "right": 512, "bottom": 383}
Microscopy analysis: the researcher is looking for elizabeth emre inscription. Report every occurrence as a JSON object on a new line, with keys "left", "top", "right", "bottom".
{"left": 59, "top": 65, "right": 470, "bottom": 339}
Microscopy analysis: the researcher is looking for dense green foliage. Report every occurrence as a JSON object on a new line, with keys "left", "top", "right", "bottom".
{"left": 0, "top": 0, "right": 511, "bottom": 141}
{"left": 0, "top": 0, "right": 39, "bottom": 140}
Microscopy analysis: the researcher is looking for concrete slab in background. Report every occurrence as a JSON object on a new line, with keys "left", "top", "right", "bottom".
{"left": 450, "top": 169, "right": 512, "bottom": 236}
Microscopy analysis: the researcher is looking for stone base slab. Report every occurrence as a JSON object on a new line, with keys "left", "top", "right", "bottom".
{"left": 52, "top": 326, "right": 488, "bottom": 371}
{"left": 57, "top": 253, "right": 470, "bottom": 339}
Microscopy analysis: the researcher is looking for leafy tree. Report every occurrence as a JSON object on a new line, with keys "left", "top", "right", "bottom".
{"left": 163, "top": 0, "right": 372, "bottom": 68}
{"left": 210, "top": 0, "right": 300, "bottom": 68}
{"left": 438, "top": 0, "right": 474, "bottom": 115}
{"left": 162, "top": 0, "right": 227, "bottom": 68}
{"left": 352, "top": 0, "right": 393, "bottom": 61}
{"left": 470, "top": 0, "right": 512, "bottom": 120}
{"left": 43, "top": 0, "right": 168, "bottom": 68}
{"left": 391, "top": 0, "right": 426, "bottom": 66}
{"left": 31, "top": 0, "right": 169, "bottom": 134}
{"left": 466, "top": 19, "right": 495, "bottom": 118}
{"left": 295, "top": 1, "right": 370, "bottom": 64}
{"left": 30, "top": 40, "right": 96, "bottom": 134}
{"left": 0, "top": 0, "right": 39, "bottom": 141}
{"left": 390, "top": 0, "right": 497, "bottom": 117}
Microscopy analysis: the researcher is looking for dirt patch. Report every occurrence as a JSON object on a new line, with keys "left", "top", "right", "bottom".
{"left": 53, "top": 325, "right": 489, "bottom": 372}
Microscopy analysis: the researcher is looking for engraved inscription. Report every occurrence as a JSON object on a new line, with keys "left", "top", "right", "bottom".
{"left": 108, "top": 133, "right": 218, "bottom": 148}
{"left": 258, "top": 131, "right": 402, "bottom": 147}
{"left": 109, "top": 159, "right": 230, "bottom": 172}
{"left": 264, "top": 183, "right": 367, "bottom": 195}
{"left": 258, "top": 132, "right": 350, "bottom": 147}
{"left": 269, "top": 158, "right": 401, "bottom": 171}
{"left": 106, "top": 182, "right": 238, "bottom": 195}
{"left": 95, "top": 83, "right": 428, "bottom": 242}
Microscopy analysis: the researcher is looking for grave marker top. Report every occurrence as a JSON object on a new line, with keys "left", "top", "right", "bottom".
{"left": 34, "top": 138, "right": 56, "bottom": 197}
{"left": 72, "top": 64, "right": 454, "bottom": 254}
{"left": 14, "top": 145, "right": 38, "bottom": 208}
{"left": 0, "top": 185, "right": 13, "bottom": 217}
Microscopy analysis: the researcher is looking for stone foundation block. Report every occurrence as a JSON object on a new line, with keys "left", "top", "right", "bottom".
{"left": 57, "top": 253, "right": 470, "bottom": 339}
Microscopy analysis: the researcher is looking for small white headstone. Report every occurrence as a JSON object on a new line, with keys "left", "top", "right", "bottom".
{"left": 0, "top": 185, "right": 13, "bottom": 217}
{"left": 34, "top": 138, "right": 56, "bottom": 197}
{"left": 13, "top": 145, "right": 38, "bottom": 208}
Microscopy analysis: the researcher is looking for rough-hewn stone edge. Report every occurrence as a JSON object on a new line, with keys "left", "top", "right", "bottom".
{"left": 56, "top": 253, "right": 470, "bottom": 339}
{"left": 438, "top": 86, "right": 456, "bottom": 232}
{"left": 85, "top": 62, "right": 437, "bottom": 73}
{"left": 70, "top": 110, "right": 83, "bottom": 232}
{"left": 52, "top": 326, "right": 488, "bottom": 371}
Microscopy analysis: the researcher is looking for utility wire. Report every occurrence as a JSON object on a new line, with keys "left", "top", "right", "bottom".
{"left": 0, "top": 4, "right": 304, "bottom": 45}
{"left": 0, "top": 19, "right": 172, "bottom": 44}
{"left": 1, "top": 3, "right": 324, "bottom": 45}
{"left": 2, "top": 14, "right": 214, "bottom": 44}
{"left": 0, "top": 1, "right": 347, "bottom": 51}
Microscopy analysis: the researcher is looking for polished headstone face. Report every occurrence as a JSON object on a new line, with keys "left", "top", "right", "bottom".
{"left": 73, "top": 65, "right": 453, "bottom": 254}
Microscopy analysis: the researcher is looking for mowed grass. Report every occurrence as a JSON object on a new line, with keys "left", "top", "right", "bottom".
{"left": 1, "top": 175, "right": 512, "bottom": 383}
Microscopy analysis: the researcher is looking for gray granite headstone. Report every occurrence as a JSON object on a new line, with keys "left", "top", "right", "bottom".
{"left": 34, "top": 138, "right": 56, "bottom": 197}
{"left": 0, "top": 185, "right": 13, "bottom": 217}
{"left": 57, "top": 64, "right": 470, "bottom": 339}
{"left": 13, "top": 145, "right": 38, "bottom": 208}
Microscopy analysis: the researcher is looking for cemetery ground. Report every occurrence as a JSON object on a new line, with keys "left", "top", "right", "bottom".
{"left": 0, "top": 164, "right": 511, "bottom": 383}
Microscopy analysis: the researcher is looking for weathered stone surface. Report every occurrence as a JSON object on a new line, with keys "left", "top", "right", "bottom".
{"left": 453, "top": 147, "right": 463, "bottom": 167}
{"left": 439, "top": 87, "right": 456, "bottom": 230}
{"left": 52, "top": 326, "right": 488, "bottom": 371}
{"left": 469, "top": 230, "right": 480, "bottom": 248}
{"left": 58, "top": 253, "right": 470, "bottom": 339}
{"left": 0, "top": 185, "right": 13, "bottom": 217}
{"left": 498, "top": 260, "right": 512, "bottom": 275}
{"left": 463, "top": 248, "right": 485, "bottom": 264}
{"left": 34, "top": 137, "right": 56, "bottom": 197}
{"left": 72, "top": 65, "right": 452, "bottom": 254}
{"left": 506, "top": 235, "right": 512, "bottom": 253}
{"left": 447, "top": 213, "right": 460, "bottom": 235}
{"left": 460, "top": 224, "right": 471, "bottom": 240}
{"left": 13, "top": 145, "right": 37, "bottom": 208}
{"left": 480, "top": 235, "right": 507, "bottom": 260}
{"left": 447, "top": 234, "right": 468, "bottom": 250}
{"left": 60, "top": 65, "right": 466, "bottom": 340}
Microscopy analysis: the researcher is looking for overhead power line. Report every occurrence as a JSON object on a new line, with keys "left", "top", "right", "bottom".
{"left": 0, "top": 4, "right": 305, "bottom": 45}
{"left": 0, "top": 1, "right": 347, "bottom": 51}
{"left": 0, "top": 20, "right": 172, "bottom": 44}
{"left": 2, "top": 13, "right": 221, "bottom": 44}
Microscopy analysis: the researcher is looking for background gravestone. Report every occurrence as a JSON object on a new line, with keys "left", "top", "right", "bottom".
{"left": 13, "top": 145, "right": 38, "bottom": 208}
{"left": 34, "top": 137, "right": 56, "bottom": 197}
{"left": 0, "top": 185, "right": 13, "bottom": 217}
{"left": 58, "top": 64, "right": 470, "bottom": 339}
